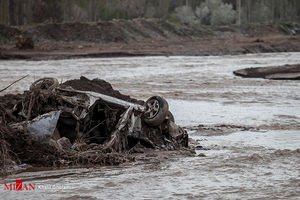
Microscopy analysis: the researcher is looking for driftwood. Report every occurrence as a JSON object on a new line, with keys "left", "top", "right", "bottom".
{"left": 0, "top": 75, "right": 29, "bottom": 93}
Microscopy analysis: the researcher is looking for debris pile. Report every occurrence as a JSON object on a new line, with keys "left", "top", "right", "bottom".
{"left": 0, "top": 76, "right": 188, "bottom": 174}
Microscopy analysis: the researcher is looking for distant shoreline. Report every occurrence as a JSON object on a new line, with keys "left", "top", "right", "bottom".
{"left": 1, "top": 20, "right": 300, "bottom": 60}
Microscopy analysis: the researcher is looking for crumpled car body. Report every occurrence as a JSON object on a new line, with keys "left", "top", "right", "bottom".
{"left": 12, "top": 78, "right": 188, "bottom": 152}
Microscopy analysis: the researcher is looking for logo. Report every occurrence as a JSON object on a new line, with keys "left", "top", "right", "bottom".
{"left": 2, "top": 179, "right": 74, "bottom": 191}
{"left": 4, "top": 179, "right": 35, "bottom": 191}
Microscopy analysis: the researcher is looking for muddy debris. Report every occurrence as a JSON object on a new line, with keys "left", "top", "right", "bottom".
{"left": 62, "top": 76, "right": 143, "bottom": 104}
{"left": 234, "top": 64, "right": 300, "bottom": 80}
{"left": 15, "top": 35, "right": 34, "bottom": 50}
{"left": 0, "top": 76, "right": 188, "bottom": 175}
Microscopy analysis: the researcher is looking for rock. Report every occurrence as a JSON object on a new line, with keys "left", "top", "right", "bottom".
{"left": 198, "top": 153, "right": 206, "bottom": 157}
{"left": 57, "top": 137, "right": 72, "bottom": 150}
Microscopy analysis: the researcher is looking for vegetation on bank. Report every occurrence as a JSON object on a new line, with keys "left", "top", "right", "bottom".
{"left": 1, "top": 17, "right": 297, "bottom": 47}
{"left": 0, "top": 0, "right": 299, "bottom": 26}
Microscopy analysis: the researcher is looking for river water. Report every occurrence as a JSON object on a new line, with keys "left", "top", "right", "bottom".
{"left": 0, "top": 53, "right": 300, "bottom": 199}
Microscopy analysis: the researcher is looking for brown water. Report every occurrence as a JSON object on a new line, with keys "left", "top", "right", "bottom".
{"left": 0, "top": 53, "right": 300, "bottom": 199}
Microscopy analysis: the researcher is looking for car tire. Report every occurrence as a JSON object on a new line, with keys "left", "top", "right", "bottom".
{"left": 143, "top": 96, "right": 169, "bottom": 126}
{"left": 30, "top": 78, "right": 59, "bottom": 91}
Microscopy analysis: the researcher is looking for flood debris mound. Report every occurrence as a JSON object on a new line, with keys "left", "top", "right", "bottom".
{"left": 233, "top": 64, "right": 300, "bottom": 80}
{"left": 0, "top": 76, "right": 188, "bottom": 174}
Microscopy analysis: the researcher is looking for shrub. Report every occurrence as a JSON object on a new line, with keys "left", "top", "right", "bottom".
{"left": 211, "top": 2, "right": 236, "bottom": 25}
{"left": 172, "top": 5, "right": 197, "bottom": 24}
{"left": 195, "top": 0, "right": 236, "bottom": 25}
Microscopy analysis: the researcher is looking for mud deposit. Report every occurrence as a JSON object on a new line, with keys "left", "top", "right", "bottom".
{"left": 1, "top": 52, "right": 300, "bottom": 199}
{"left": 1, "top": 21, "right": 300, "bottom": 60}
{"left": 234, "top": 64, "right": 300, "bottom": 80}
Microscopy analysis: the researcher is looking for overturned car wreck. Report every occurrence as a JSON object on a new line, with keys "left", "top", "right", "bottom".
{"left": 0, "top": 77, "right": 188, "bottom": 172}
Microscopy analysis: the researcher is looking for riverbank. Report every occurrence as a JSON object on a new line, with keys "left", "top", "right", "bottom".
{"left": 1, "top": 19, "right": 300, "bottom": 60}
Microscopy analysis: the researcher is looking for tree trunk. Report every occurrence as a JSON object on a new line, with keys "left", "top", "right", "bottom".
{"left": 236, "top": 0, "right": 241, "bottom": 25}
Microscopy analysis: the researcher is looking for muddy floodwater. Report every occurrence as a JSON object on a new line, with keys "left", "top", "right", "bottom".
{"left": 1, "top": 53, "right": 300, "bottom": 199}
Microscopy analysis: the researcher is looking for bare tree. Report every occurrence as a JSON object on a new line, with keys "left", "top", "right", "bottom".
{"left": 236, "top": 0, "right": 241, "bottom": 24}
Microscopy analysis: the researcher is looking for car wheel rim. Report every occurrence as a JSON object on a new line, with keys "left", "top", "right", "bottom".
{"left": 146, "top": 99, "right": 160, "bottom": 119}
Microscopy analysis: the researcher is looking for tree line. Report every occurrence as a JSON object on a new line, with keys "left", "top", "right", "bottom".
{"left": 0, "top": 0, "right": 299, "bottom": 26}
